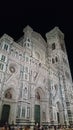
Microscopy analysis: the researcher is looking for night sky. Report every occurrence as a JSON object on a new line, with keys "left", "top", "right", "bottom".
{"left": 0, "top": 1, "right": 73, "bottom": 79}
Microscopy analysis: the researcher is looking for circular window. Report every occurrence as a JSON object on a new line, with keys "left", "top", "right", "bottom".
{"left": 9, "top": 66, "right": 15, "bottom": 73}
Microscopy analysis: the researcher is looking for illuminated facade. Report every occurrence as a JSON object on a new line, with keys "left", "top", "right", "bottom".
{"left": 0, "top": 26, "right": 73, "bottom": 125}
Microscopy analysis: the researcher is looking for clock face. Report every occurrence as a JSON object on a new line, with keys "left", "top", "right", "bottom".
{"left": 9, "top": 66, "right": 15, "bottom": 73}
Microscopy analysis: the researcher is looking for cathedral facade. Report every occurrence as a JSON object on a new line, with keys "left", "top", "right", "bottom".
{"left": 0, "top": 26, "right": 73, "bottom": 126}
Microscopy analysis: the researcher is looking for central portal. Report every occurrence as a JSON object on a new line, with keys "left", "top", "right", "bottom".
{"left": 34, "top": 105, "right": 40, "bottom": 125}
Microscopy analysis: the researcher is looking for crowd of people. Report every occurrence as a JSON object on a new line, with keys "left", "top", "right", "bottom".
{"left": 0, "top": 122, "right": 73, "bottom": 130}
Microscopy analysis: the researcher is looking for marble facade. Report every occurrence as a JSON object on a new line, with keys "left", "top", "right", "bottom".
{"left": 0, "top": 26, "right": 73, "bottom": 125}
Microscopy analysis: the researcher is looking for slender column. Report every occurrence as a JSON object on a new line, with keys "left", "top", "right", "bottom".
{"left": 31, "top": 97, "right": 35, "bottom": 124}
{"left": 30, "top": 96, "right": 35, "bottom": 130}
{"left": 0, "top": 100, "right": 2, "bottom": 120}
{"left": 46, "top": 98, "right": 50, "bottom": 125}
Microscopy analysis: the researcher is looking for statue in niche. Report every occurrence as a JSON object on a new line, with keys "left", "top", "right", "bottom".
{"left": 23, "top": 87, "right": 27, "bottom": 99}
{"left": 33, "top": 72, "right": 38, "bottom": 81}
{"left": 35, "top": 92, "right": 40, "bottom": 100}
{"left": 24, "top": 87, "right": 27, "bottom": 94}
{"left": 5, "top": 91, "right": 12, "bottom": 99}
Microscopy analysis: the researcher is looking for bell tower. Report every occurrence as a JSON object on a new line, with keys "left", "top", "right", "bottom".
{"left": 46, "top": 27, "right": 73, "bottom": 125}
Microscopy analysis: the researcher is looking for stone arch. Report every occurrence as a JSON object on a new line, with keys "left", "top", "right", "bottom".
{"left": 35, "top": 87, "right": 45, "bottom": 101}
{"left": 34, "top": 87, "right": 46, "bottom": 124}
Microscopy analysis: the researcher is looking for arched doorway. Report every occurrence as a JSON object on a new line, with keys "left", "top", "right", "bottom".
{"left": 34, "top": 91, "right": 40, "bottom": 124}
{"left": 1, "top": 104, "right": 10, "bottom": 124}
{"left": 1, "top": 88, "right": 13, "bottom": 124}
{"left": 34, "top": 88, "right": 45, "bottom": 125}
{"left": 34, "top": 105, "right": 40, "bottom": 125}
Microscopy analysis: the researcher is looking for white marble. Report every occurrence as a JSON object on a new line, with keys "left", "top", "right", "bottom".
{"left": 0, "top": 26, "right": 73, "bottom": 125}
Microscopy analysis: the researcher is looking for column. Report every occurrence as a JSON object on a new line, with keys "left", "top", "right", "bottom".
{"left": 30, "top": 97, "right": 35, "bottom": 130}
{"left": 46, "top": 99, "right": 50, "bottom": 124}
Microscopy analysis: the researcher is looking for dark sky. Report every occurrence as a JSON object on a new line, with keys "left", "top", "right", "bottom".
{"left": 0, "top": 1, "right": 73, "bottom": 79}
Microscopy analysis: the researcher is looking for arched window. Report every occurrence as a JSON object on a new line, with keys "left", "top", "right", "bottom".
{"left": 4, "top": 44, "right": 8, "bottom": 51}
{"left": 52, "top": 43, "right": 55, "bottom": 50}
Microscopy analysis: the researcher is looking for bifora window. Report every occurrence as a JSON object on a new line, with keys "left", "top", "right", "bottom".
{"left": 22, "top": 107, "right": 25, "bottom": 117}
{"left": 1, "top": 55, "right": 6, "bottom": 62}
{"left": 27, "top": 107, "right": 30, "bottom": 118}
{"left": 4, "top": 44, "right": 8, "bottom": 51}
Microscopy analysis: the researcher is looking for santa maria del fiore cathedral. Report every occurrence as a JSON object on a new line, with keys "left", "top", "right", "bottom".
{"left": 0, "top": 25, "right": 73, "bottom": 126}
